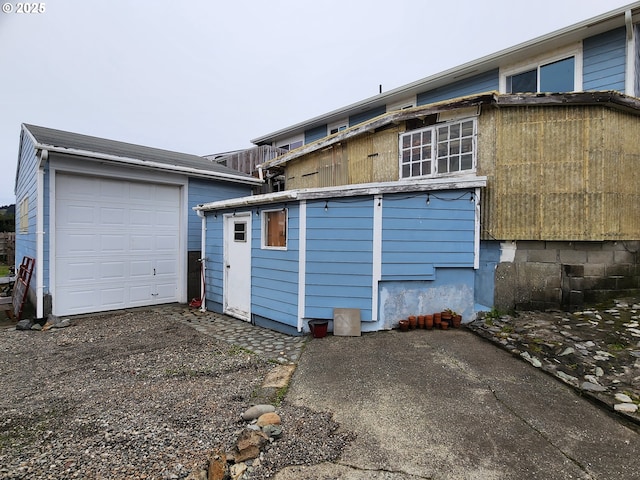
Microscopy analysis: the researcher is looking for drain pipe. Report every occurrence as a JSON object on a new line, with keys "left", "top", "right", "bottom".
{"left": 196, "top": 209, "right": 207, "bottom": 312}
{"left": 36, "top": 149, "right": 47, "bottom": 319}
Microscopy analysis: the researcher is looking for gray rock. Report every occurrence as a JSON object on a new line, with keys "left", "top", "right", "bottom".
{"left": 15, "top": 319, "right": 33, "bottom": 330}
{"left": 614, "top": 403, "right": 638, "bottom": 414}
{"left": 558, "top": 347, "right": 574, "bottom": 356}
{"left": 615, "top": 393, "right": 633, "bottom": 403}
{"left": 595, "top": 367, "right": 604, "bottom": 377}
{"left": 581, "top": 382, "right": 607, "bottom": 392}
{"left": 262, "top": 424, "right": 283, "bottom": 438}
{"left": 31, "top": 323, "right": 42, "bottom": 331}
{"left": 52, "top": 319, "right": 72, "bottom": 329}
{"left": 556, "top": 371, "right": 579, "bottom": 386}
{"left": 241, "top": 404, "right": 275, "bottom": 421}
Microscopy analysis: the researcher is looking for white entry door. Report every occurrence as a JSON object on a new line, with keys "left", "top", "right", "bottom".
{"left": 224, "top": 213, "right": 251, "bottom": 321}
{"left": 54, "top": 174, "right": 181, "bottom": 316}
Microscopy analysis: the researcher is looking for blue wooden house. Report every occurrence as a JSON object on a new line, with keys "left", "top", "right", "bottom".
{"left": 14, "top": 124, "right": 260, "bottom": 319}
{"left": 197, "top": 3, "right": 640, "bottom": 333}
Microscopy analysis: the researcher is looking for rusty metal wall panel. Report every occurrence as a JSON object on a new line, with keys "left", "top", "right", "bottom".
{"left": 483, "top": 106, "right": 640, "bottom": 241}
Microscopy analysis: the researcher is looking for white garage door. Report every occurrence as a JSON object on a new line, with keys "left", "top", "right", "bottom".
{"left": 54, "top": 174, "right": 181, "bottom": 316}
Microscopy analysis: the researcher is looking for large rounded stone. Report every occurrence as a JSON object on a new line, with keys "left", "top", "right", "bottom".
{"left": 256, "top": 412, "right": 281, "bottom": 427}
{"left": 241, "top": 404, "right": 275, "bottom": 421}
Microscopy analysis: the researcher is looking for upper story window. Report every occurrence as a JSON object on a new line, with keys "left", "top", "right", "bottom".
{"left": 399, "top": 118, "right": 476, "bottom": 179}
{"left": 262, "top": 209, "right": 287, "bottom": 249}
{"left": 277, "top": 140, "right": 303, "bottom": 151}
{"left": 328, "top": 119, "right": 348, "bottom": 135}
{"left": 501, "top": 45, "right": 582, "bottom": 94}
{"left": 507, "top": 56, "right": 575, "bottom": 93}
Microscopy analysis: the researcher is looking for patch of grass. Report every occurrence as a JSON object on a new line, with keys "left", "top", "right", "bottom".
{"left": 274, "top": 385, "right": 289, "bottom": 406}
{"left": 485, "top": 307, "right": 503, "bottom": 320}
{"left": 500, "top": 325, "right": 514, "bottom": 334}
{"left": 227, "top": 345, "right": 255, "bottom": 356}
{"left": 0, "top": 265, "right": 10, "bottom": 276}
{"left": 608, "top": 343, "right": 627, "bottom": 352}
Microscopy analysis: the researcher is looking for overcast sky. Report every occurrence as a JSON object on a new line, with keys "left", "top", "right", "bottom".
{"left": 0, "top": 0, "right": 634, "bottom": 206}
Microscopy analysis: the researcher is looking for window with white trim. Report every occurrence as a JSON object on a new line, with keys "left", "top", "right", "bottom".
{"left": 399, "top": 118, "right": 476, "bottom": 179}
{"left": 506, "top": 56, "right": 576, "bottom": 93}
{"left": 262, "top": 209, "right": 287, "bottom": 249}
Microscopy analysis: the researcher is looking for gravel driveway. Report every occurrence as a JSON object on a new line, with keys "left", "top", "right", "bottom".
{"left": 0, "top": 309, "right": 352, "bottom": 479}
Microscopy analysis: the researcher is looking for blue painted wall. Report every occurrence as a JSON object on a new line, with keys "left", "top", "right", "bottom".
{"left": 417, "top": 70, "right": 499, "bottom": 105}
{"left": 251, "top": 205, "right": 300, "bottom": 328}
{"left": 349, "top": 105, "right": 386, "bottom": 127}
{"left": 14, "top": 130, "right": 39, "bottom": 298}
{"left": 475, "top": 241, "right": 500, "bottom": 310}
{"left": 188, "top": 178, "right": 251, "bottom": 251}
{"left": 583, "top": 27, "right": 626, "bottom": 92}
{"left": 304, "top": 125, "right": 327, "bottom": 144}
{"left": 305, "top": 197, "right": 374, "bottom": 321}
{"left": 203, "top": 212, "right": 225, "bottom": 313}
{"left": 378, "top": 268, "right": 475, "bottom": 329}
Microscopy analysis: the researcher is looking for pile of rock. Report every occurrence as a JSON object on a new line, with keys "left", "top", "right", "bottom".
{"left": 187, "top": 404, "right": 283, "bottom": 480}
{"left": 15, "top": 314, "right": 72, "bottom": 331}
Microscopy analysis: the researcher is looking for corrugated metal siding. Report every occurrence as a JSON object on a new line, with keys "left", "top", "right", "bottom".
{"left": 481, "top": 106, "right": 640, "bottom": 241}
{"left": 636, "top": 24, "right": 640, "bottom": 97}
{"left": 382, "top": 191, "right": 476, "bottom": 278}
{"left": 252, "top": 206, "right": 300, "bottom": 328}
{"left": 286, "top": 144, "right": 347, "bottom": 190}
{"left": 305, "top": 198, "right": 374, "bottom": 320}
{"left": 583, "top": 27, "right": 626, "bottom": 92}
{"left": 304, "top": 124, "right": 327, "bottom": 144}
{"left": 188, "top": 179, "right": 251, "bottom": 251}
{"left": 349, "top": 105, "right": 386, "bottom": 127}
{"left": 417, "top": 69, "right": 499, "bottom": 106}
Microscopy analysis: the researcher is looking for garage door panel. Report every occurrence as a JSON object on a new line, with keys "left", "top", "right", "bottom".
{"left": 55, "top": 174, "right": 181, "bottom": 316}
{"left": 101, "top": 234, "right": 127, "bottom": 253}
{"left": 57, "top": 234, "right": 99, "bottom": 255}
{"left": 101, "top": 207, "right": 127, "bottom": 226}
{"left": 101, "top": 262, "right": 126, "bottom": 281}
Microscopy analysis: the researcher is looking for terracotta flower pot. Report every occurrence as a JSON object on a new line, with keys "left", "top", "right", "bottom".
{"left": 408, "top": 316, "right": 417, "bottom": 329}
{"left": 440, "top": 320, "right": 449, "bottom": 330}
{"left": 399, "top": 320, "right": 409, "bottom": 332}
{"left": 452, "top": 314, "right": 462, "bottom": 328}
{"left": 441, "top": 311, "right": 452, "bottom": 322}
{"left": 433, "top": 313, "right": 441, "bottom": 328}
{"left": 417, "top": 315, "right": 425, "bottom": 329}
{"left": 425, "top": 314, "right": 434, "bottom": 330}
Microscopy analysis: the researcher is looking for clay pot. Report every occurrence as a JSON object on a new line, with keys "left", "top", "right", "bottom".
{"left": 440, "top": 320, "right": 449, "bottom": 330}
{"left": 425, "top": 314, "right": 434, "bottom": 330}
{"left": 433, "top": 313, "right": 442, "bottom": 328}
{"left": 408, "top": 316, "right": 417, "bottom": 329}
{"left": 441, "top": 311, "right": 453, "bottom": 322}
{"left": 398, "top": 320, "right": 409, "bottom": 332}
{"left": 417, "top": 315, "right": 425, "bottom": 329}
{"left": 452, "top": 314, "right": 462, "bottom": 328}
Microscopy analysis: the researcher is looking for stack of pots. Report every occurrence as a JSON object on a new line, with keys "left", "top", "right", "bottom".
{"left": 398, "top": 311, "right": 462, "bottom": 331}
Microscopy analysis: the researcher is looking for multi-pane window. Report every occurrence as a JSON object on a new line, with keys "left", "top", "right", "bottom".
{"left": 399, "top": 118, "right": 476, "bottom": 179}
{"left": 19, "top": 197, "right": 28, "bottom": 233}
{"left": 263, "top": 209, "right": 287, "bottom": 249}
{"left": 506, "top": 56, "right": 575, "bottom": 93}
{"left": 233, "top": 221, "right": 247, "bottom": 242}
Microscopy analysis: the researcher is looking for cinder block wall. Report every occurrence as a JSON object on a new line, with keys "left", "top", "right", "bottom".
{"left": 494, "top": 241, "right": 640, "bottom": 311}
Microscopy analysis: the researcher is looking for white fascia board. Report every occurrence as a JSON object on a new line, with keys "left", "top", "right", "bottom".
{"left": 195, "top": 176, "right": 487, "bottom": 212}
{"left": 34, "top": 144, "right": 263, "bottom": 186}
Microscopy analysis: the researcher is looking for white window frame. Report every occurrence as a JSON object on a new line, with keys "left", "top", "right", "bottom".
{"left": 328, "top": 119, "right": 348, "bottom": 135}
{"left": 276, "top": 134, "right": 304, "bottom": 152}
{"left": 261, "top": 208, "right": 288, "bottom": 250}
{"left": 399, "top": 117, "right": 477, "bottom": 180}
{"left": 499, "top": 43, "right": 583, "bottom": 93}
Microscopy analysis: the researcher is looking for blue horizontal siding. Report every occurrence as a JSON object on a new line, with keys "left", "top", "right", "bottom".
{"left": 583, "top": 27, "right": 626, "bottom": 92}
{"left": 349, "top": 105, "right": 386, "bottom": 127}
{"left": 417, "top": 69, "right": 499, "bottom": 105}
{"left": 305, "top": 124, "right": 327, "bottom": 144}
{"left": 251, "top": 205, "right": 300, "bottom": 328}
{"left": 188, "top": 178, "right": 252, "bottom": 251}
{"left": 204, "top": 214, "right": 225, "bottom": 305}
{"left": 381, "top": 191, "right": 476, "bottom": 279}
{"left": 305, "top": 198, "right": 373, "bottom": 320}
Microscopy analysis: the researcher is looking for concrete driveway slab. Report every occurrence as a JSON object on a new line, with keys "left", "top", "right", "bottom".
{"left": 280, "top": 329, "right": 639, "bottom": 480}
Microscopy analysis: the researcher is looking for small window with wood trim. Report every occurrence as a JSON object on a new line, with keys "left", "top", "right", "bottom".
{"left": 263, "top": 209, "right": 287, "bottom": 249}
{"left": 19, "top": 196, "right": 28, "bottom": 234}
{"left": 234, "top": 221, "right": 247, "bottom": 242}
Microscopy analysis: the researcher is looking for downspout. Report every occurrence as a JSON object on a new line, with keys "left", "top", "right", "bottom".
{"left": 625, "top": 9, "right": 635, "bottom": 96}
{"left": 36, "top": 149, "right": 47, "bottom": 319}
{"left": 196, "top": 209, "right": 207, "bottom": 312}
